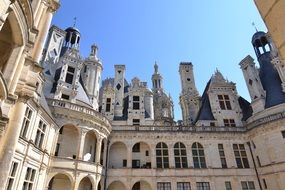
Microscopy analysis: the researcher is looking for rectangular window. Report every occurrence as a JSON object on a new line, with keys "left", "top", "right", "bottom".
{"left": 6, "top": 162, "right": 18, "bottom": 190}
{"left": 61, "top": 94, "right": 69, "bottom": 100}
{"left": 65, "top": 66, "right": 75, "bottom": 84}
{"left": 218, "top": 144, "right": 227, "bottom": 168}
{"left": 133, "top": 119, "right": 140, "bottom": 126}
{"left": 157, "top": 182, "right": 171, "bottom": 190}
{"left": 233, "top": 144, "right": 249, "bottom": 168}
{"left": 22, "top": 167, "right": 36, "bottom": 190}
{"left": 218, "top": 95, "right": 232, "bottom": 110}
{"left": 196, "top": 182, "right": 210, "bottom": 190}
{"left": 34, "top": 120, "right": 47, "bottom": 149}
{"left": 20, "top": 107, "right": 33, "bottom": 138}
{"left": 223, "top": 119, "right": 236, "bottom": 127}
{"left": 123, "top": 159, "right": 127, "bottom": 167}
{"left": 133, "top": 96, "right": 140, "bottom": 110}
{"left": 177, "top": 182, "right": 191, "bottom": 190}
{"left": 225, "top": 181, "right": 232, "bottom": 190}
{"left": 241, "top": 181, "right": 255, "bottom": 190}
{"left": 106, "top": 98, "right": 111, "bottom": 112}
{"left": 132, "top": 160, "right": 140, "bottom": 168}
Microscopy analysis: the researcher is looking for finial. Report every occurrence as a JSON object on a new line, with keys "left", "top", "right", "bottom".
{"left": 73, "top": 17, "right": 77, "bottom": 27}
{"left": 91, "top": 44, "right": 98, "bottom": 56}
{"left": 154, "top": 61, "right": 158, "bottom": 73}
{"left": 252, "top": 22, "right": 258, "bottom": 32}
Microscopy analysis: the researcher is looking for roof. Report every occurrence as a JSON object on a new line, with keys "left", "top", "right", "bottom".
{"left": 195, "top": 79, "right": 215, "bottom": 122}
{"left": 259, "top": 52, "right": 285, "bottom": 108}
{"left": 238, "top": 96, "right": 253, "bottom": 121}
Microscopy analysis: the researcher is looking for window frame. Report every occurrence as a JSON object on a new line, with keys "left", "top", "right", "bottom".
{"left": 156, "top": 142, "right": 169, "bottom": 169}
{"left": 22, "top": 167, "right": 36, "bottom": 190}
{"left": 233, "top": 144, "right": 249, "bottom": 168}
{"left": 133, "top": 96, "right": 140, "bottom": 110}
{"left": 241, "top": 181, "right": 255, "bottom": 190}
{"left": 174, "top": 142, "right": 188, "bottom": 168}
{"left": 65, "top": 66, "right": 75, "bottom": 84}
{"left": 196, "top": 182, "right": 210, "bottom": 190}
{"left": 192, "top": 142, "right": 207, "bottom": 168}
{"left": 20, "top": 107, "right": 33, "bottom": 139}
{"left": 157, "top": 182, "right": 171, "bottom": 190}
{"left": 5, "top": 161, "right": 19, "bottom": 190}
{"left": 218, "top": 144, "right": 227, "bottom": 168}
{"left": 218, "top": 94, "right": 232, "bottom": 110}
{"left": 177, "top": 182, "right": 191, "bottom": 190}
{"left": 34, "top": 120, "right": 47, "bottom": 149}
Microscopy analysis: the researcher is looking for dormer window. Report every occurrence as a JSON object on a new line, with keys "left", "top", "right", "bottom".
{"left": 218, "top": 95, "right": 232, "bottom": 110}
{"left": 133, "top": 96, "right": 140, "bottom": 110}
{"left": 65, "top": 66, "right": 75, "bottom": 84}
{"left": 106, "top": 98, "right": 111, "bottom": 112}
{"left": 223, "top": 119, "right": 236, "bottom": 127}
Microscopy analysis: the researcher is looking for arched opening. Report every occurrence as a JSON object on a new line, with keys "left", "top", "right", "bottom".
{"left": 132, "top": 142, "right": 151, "bottom": 168}
{"left": 107, "top": 181, "right": 126, "bottom": 190}
{"left": 156, "top": 142, "right": 169, "bottom": 168}
{"left": 78, "top": 176, "right": 93, "bottom": 190}
{"left": 109, "top": 142, "right": 127, "bottom": 168}
{"left": 83, "top": 131, "right": 97, "bottom": 162}
{"left": 48, "top": 173, "right": 72, "bottom": 190}
{"left": 174, "top": 142, "right": 188, "bottom": 168}
{"left": 55, "top": 124, "right": 79, "bottom": 159}
{"left": 132, "top": 181, "right": 152, "bottom": 190}
{"left": 192, "top": 142, "right": 206, "bottom": 168}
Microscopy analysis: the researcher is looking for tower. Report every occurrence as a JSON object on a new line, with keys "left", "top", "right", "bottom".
{"left": 239, "top": 55, "right": 265, "bottom": 114}
{"left": 81, "top": 45, "right": 103, "bottom": 110}
{"left": 114, "top": 65, "right": 126, "bottom": 117}
{"left": 252, "top": 31, "right": 285, "bottom": 108}
{"left": 179, "top": 62, "right": 200, "bottom": 125}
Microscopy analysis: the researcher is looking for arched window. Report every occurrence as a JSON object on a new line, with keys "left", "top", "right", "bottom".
{"left": 192, "top": 142, "right": 206, "bottom": 168}
{"left": 156, "top": 142, "right": 169, "bottom": 168}
{"left": 174, "top": 142, "right": 188, "bottom": 168}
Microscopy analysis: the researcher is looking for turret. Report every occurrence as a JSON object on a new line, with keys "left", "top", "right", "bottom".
{"left": 152, "top": 63, "right": 163, "bottom": 91}
{"left": 82, "top": 45, "right": 103, "bottom": 110}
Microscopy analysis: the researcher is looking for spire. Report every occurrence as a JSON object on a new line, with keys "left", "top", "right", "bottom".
{"left": 154, "top": 61, "right": 159, "bottom": 74}
{"left": 252, "top": 22, "right": 258, "bottom": 32}
{"left": 73, "top": 17, "right": 77, "bottom": 27}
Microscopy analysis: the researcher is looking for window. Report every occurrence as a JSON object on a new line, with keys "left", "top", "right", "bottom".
{"left": 223, "top": 119, "right": 236, "bottom": 127}
{"left": 123, "top": 159, "right": 127, "bottom": 167}
{"left": 233, "top": 144, "right": 249, "bottom": 168}
{"left": 218, "top": 95, "right": 232, "bottom": 110}
{"left": 196, "top": 182, "right": 210, "bottom": 190}
{"left": 132, "top": 160, "right": 140, "bottom": 168}
{"left": 20, "top": 107, "right": 33, "bottom": 138}
{"left": 281, "top": 130, "right": 285, "bottom": 138}
{"left": 263, "top": 179, "right": 267, "bottom": 189}
{"left": 34, "top": 120, "right": 47, "bottom": 149}
{"left": 65, "top": 66, "right": 75, "bottom": 84}
{"left": 192, "top": 142, "right": 206, "bottom": 168}
{"left": 6, "top": 162, "right": 18, "bottom": 190}
{"left": 174, "top": 142, "right": 188, "bottom": 168}
{"left": 218, "top": 144, "right": 227, "bottom": 168}
{"left": 225, "top": 182, "right": 232, "bottom": 190}
{"left": 106, "top": 98, "right": 111, "bottom": 112}
{"left": 61, "top": 94, "right": 69, "bottom": 100}
{"left": 157, "top": 182, "right": 171, "bottom": 190}
{"left": 177, "top": 182, "right": 191, "bottom": 190}
{"left": 133, "top": 119, "right": 140, "bottom": 126}
{"left": 22, "top": 167, "right": 36, "bottom": 190}
{"left": 132, "top": 143, "right": 140, "bottom": 152}
{"left": 156, "top": 142, "right": 169, "bottom": 168}
{"left": 133, "top": 96, "right": 140, "bottom": 110}
{"left": 59, "top": 127, "right": 63, "bottom": 134}
{"left": 241, "top": 181, "right": 255, "bottom": 190}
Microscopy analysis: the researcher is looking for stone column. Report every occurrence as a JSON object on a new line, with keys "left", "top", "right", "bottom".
{"left": 32, "top": 7, "right": 54, "bottom": 63}
{"left": 127, "top": 144, "right": 132, "bottom": 168}
{"left": 95, "top": 137, "right": 102, "bottom": 164}
{"left": 150, "top": 144, "right": 156, "bottom": 168}
{"left": 0, "top": 98, "right": 28, "bottom": 190}
{"left": 77, "top": 129, "right": 87, "bottom": 160}
{"left": 168, "top": 143, "right": 175, "bottom": 168}
{"left": 102, "top": 139, "right": 108, "bottom": 167}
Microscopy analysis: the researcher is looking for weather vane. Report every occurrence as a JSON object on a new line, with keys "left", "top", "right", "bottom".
{"left": 252, "top": 22, "right": 258, "bottom": 32}
{"left": 73, "top": 17, "right": 77, "bottom": 27}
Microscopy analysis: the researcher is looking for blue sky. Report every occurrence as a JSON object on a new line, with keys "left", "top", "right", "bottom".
{"left": 52, "top": 0, "right": 267, "bottom": 120}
